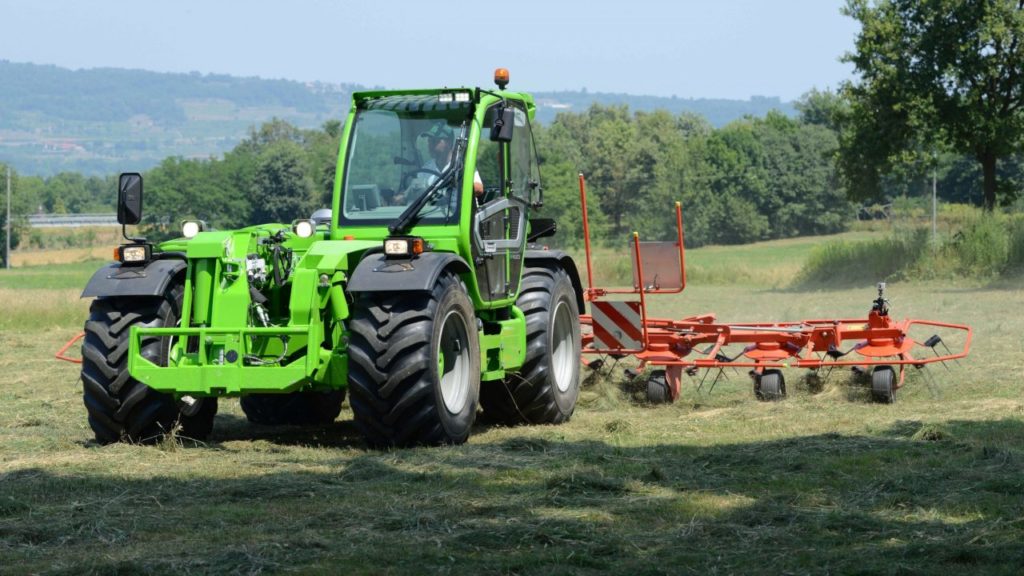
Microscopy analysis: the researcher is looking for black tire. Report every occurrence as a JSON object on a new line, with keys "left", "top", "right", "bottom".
{"left": 755, "top": 369, "right": 786, "bottom": 401}
{"left": 646, "top": 370, "right": 671, "bottom": 404}
{"left": 177, "top": 395, "right": 218, "bottom": 440}
{"left": 81, "top": 284, "right": 218, "bottom": 444}
{"left": 871, "top": 365, "right": 896, "bottom": 404}
{"left": 348, "top": 272, "right": 480, "bottom": 447}
{"left": 480, "top": 264, "right": 582, "bottom": 425}
{"left": 240, "top": 390, "right": 345, "bottom": 426}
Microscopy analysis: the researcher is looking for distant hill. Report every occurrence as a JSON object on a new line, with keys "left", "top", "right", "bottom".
{"left": 531, "top": 91, "right": 795, "bottom": 126}
{"left": 0, "top": 61, "right": 796, "bottom": 176}
{"left": 0, "top": 61, "right": 357, "bottom": 176}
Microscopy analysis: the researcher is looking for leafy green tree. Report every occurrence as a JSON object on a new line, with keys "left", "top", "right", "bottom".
{"left": 251, "top": 140, "right": 315, "bottom": 224}
{"left": 307, "top": 120, "right": 344, "bottom": 207}
{"left": 842, "top": 0, "right": 1024, "bottom": 209}
{"left": 796, "top": 88, "right": 849, "bottom": 133}
{"left": 0, "top": 164, "right": 33, "bottom": 267}
{"left": 565, "top": 105, "right": 641, "bottom": 237}
{"left": 624, "top": 111, "right": 707, "bottom": 244}
{"left": 144, "top": 156, "right": 250, "bottom": 239}
{"left": 532, "top": 121, "right": 607, "bottom": 249}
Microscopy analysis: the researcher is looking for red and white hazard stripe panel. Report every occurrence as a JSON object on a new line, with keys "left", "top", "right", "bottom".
{"left": 591, "top": 301, "right": 645, "bottom": 351}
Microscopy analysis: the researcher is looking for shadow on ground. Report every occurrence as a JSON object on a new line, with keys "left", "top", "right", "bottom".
{"left": 2, "top": 419, "right": 1022, "bottom": 575}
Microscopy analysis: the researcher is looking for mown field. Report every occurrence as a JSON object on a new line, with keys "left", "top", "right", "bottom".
{"left": 1, "top": 235, "right": 1022, "bottom": 575}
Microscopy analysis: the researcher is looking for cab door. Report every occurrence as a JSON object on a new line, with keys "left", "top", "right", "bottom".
{"left": 471, "top": 102, "right": 535, "bottom": 303}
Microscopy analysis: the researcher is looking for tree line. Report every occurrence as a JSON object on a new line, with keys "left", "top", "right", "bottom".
{"left": 5, "top": 0, "right": 1024, "bottom": 267}
{"left": 1, "top": 104, "right": 851, "bottom": 257}
{"left": 3, "top": 92, "right": 1020, "bottom": 267}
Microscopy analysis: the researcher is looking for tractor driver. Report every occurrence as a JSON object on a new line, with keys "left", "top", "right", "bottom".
{"left": 395, "top": 123, "right": 483, "bottom": 205}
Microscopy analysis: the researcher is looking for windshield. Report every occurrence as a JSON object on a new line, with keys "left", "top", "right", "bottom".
{"left": 340, "top": 98, "right": 472, "bottom": 227}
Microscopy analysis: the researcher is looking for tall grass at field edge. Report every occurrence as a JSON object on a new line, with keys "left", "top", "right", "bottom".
{"left": 798, "top": 209, "right": 1024, "bottom": 287}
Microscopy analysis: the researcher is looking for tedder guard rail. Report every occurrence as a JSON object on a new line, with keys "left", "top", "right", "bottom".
{"left": 574, "top": 174, "right": 972, "bottom": 404}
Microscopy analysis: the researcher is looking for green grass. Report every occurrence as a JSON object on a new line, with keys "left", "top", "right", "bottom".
{"left": 1, "top": 236, "right": 1022, "bottom": 574}
{"left": 0, "top": 259, "right": 104, "bottom": 291}
{"left": 800, "top": 209, "right": 1024, "bottom": 286}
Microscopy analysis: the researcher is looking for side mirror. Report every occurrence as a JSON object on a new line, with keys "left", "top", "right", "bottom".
{"left": 489, "top": 107, "right": 514, "bottom": 142}
{"left": 117, "top": 173, "right": 144, "bottom": 225}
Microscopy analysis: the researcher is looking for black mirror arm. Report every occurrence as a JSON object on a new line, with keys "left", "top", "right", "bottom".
{"left": 121, "top": 223, "right": 147, "bottom": 244}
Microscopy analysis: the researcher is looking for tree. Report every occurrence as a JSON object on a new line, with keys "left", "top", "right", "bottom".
{"left": 0, "top": 164, "right": 33, "bottom": 267}
{"left": 796, "top": 88, "right": 849, "bottom": 133}
{"left": 251, "top": 140, "right": 315, "bottom": 224}
{"left": 842, "top": 0, "right": 1024, "bottom": 210}
{"left": 144, "top": 156, "right": 251, "bottom": 239}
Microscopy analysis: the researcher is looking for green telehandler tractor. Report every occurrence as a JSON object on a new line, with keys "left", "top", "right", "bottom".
{"left": 80, "top": 70, "right": 585, "bottom": 447}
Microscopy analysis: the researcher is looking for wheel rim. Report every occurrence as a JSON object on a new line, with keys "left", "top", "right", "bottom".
{"left": 551, "top": 300, "right": 576, "bottom": 393}
{"left": 438, "top": 310, "right": 471, "bottom": 414}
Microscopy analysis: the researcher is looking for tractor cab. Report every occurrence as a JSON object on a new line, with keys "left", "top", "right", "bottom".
{"left": 333, "top": 77, "right": 543, "bottom": 306}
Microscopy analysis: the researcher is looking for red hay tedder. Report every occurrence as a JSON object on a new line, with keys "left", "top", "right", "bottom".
{"left": 574, "top": 175, "right": 972, "bottom": 404}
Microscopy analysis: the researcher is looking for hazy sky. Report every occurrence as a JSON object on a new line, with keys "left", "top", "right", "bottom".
{"left": 0, "top": 0, "right": 859, "bottom": 100}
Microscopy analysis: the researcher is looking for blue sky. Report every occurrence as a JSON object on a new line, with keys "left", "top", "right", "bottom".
{"left": 0, "top": 0, "right": 859, "bottom": 100}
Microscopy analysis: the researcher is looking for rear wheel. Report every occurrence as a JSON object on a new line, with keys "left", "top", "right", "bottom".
{"left": 347, "top": 272, "right": 480, "bottom": 447}
{"left": 480, "top": 264, "right": 581, "bottom": 425}
{"left": 240, "top": 390, "right": 345, "bottom": 426}
{"left": 646, "top": 370, "right": 671, "bottom": 404}
{"left": 81, "top": 284, "right": 218, "bottom": 444}
{"left": 755, "top": 369, "right": 786, "bottom": 401}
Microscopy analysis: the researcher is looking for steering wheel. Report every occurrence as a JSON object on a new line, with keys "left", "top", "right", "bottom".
{"left": 405, "top": 167, "right": 442, "bottom": 179}
{"left": 400, "top": 167, "right": 442, "bottom": 193}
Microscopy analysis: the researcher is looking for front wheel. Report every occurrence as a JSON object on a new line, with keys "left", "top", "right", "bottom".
{"left": 347, "top": 272, "right": 480, "bottom": 447}
{"left": 81, "top": 285, "right": 218, "bottom": 444}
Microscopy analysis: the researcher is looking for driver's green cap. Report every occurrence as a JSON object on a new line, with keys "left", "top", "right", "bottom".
{"left": 421, "top": 123, "right": 453, "bottom": 140}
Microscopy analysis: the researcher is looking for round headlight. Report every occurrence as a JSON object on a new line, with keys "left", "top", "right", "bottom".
{"left": 182, "top": 220, "right": 204, "bottom": 239}
{"left": 293, "top": 219, "right": 315, "bottom": 238}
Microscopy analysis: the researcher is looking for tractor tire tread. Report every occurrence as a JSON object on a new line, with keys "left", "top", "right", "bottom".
{"left": 348, "top": 272, "right": 479, "bottom": 447}
{"left": 80, "top": 285, "right": 217, "bottom": 444}
{"left": 480, "top": 264, "right": 581, "bottom": 425}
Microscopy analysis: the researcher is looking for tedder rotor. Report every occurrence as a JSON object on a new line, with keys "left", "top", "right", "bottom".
{"left": 573, "top": 175, "right": 972, "bottom": 404}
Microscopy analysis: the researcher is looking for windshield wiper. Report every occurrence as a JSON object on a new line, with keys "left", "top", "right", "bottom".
{"left": 388, "top": 165, "right": 456, "bottom": 235}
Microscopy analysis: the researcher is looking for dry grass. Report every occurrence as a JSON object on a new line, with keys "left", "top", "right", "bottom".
{"left": 1, "top": 240, "right": 1023, "bottom": 574}
{"left": 10, "top": 246, "right": 113, "bottom": 267}
{"left": 0, "top": 288, "right": 90, "bottom": 332}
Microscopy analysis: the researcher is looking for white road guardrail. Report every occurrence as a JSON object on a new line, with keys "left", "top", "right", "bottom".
{"left": 28, "top": 213, "right": 119, "bottom": 228}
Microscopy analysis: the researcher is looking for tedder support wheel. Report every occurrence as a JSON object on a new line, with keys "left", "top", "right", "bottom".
{"left": 646, "top": 370, "right": 671, "bottom": 404}
{"left": 240, "top": 390, "right": 345, "bottom": 426}
{"left": 81, "top": 284, "right": 218, "bottom": 444}
{"left": 755, "top": 369, "right": 786, "bottom": 401}
{"left": 480, "top": 264, "right": 582, "bottom": 425}
{"left": 348, "top": 271, "right": 480, "bottom": 447}
{"left": 871, "top": 365, "right": 896, "bottom": 404}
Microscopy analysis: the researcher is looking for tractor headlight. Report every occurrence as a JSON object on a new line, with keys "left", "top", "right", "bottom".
{"left": 383, "top": 237, "right": 425, "bottom": 257}
{"left": 182, "top": 220, "right": 206, "bottom": 239}
{"left": 117, "top": 244, "right": 151, "bottom": 265}
{"left": 384, "top": 239, "right": 409, "bottom": 255}
{"left": 292, "top": 219, "right": 316, "bottom": 238}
